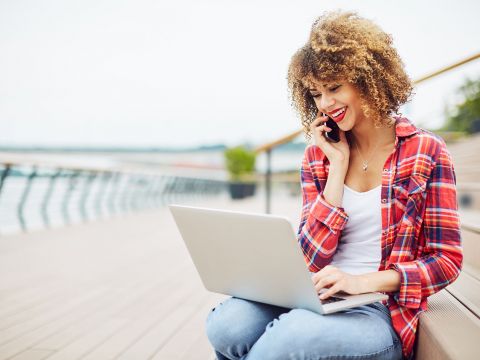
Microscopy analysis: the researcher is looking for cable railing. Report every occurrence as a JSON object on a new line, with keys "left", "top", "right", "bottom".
{"left": 0, "top": 155, "right": 227, "bottom": 234}
{"left": 254, "top": 52, "right": 480, "bottom": 213}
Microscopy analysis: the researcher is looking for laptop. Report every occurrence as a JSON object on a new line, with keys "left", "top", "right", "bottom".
{"left": 168, "top": 204, "right": 388, "bottom": 315}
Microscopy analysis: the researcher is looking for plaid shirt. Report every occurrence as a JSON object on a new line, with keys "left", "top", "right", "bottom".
{"left": 297, "top": 117, "right": 463, "bottom": 359}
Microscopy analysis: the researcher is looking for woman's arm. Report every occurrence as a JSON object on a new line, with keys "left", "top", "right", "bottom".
{"left": 323, "top": 162, "right": 349, "bottom": 207}
{"left": 297, "top": 145, "right": 349, "bottom": 272}
{"left": 359, "top": 270, "right": 401, "bottom": 293}
{"left": 385, "top": 141, "right": 463, "bottom": 308}
{"left": 313, "top": 266, "right": 401, "bottom": 299}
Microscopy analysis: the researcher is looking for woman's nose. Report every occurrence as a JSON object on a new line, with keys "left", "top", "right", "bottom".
{"left": 320, "top": 94, "right": 335, "bottom": 111}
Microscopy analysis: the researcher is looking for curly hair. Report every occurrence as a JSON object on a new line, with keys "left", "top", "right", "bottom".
{"left": 287, "top": 11, "right": 413, "bottom": 142}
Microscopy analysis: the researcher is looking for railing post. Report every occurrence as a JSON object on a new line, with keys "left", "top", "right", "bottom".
{"left": 150, "top": 176, "right": 165, "bottom": 208}
{"left": 41, "top": 169, "right": 62, "bottom": 228}
{"left": 94, "top": 172, "right": 112, "bottom": 218}
{"left": 107, "top": 172, "right": 120, "bottom": 216}
{"left": 162, "top": 176, "right": 175, "bottom": 206}
{"left": 79, "top": 172, "right": 97, "bottom": 222}
{"left": 62, "top": 171, "right": 80, "bottom": 226}
{"left": 0, "top": 165, "right": 11, "bottom": 202}
{"left": 120, "top": 174, "right": 132, "bottom": 214}
{"left": 18, "top": 167, "right": 38, "bottom": 232}
{"left": 0, "top": 165, "right": 11, "bottom": 234}
{"left": 266, "top": 149, "right": 272, "bottom": 214}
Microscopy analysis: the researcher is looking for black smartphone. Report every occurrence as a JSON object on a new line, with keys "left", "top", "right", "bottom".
{"left": 322, "top": 114, "right": 340, "bottom": 143}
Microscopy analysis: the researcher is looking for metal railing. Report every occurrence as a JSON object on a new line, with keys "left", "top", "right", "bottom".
{"left": 254, "top": 52, "right": 480, "bottom": 213}
{"left": 0, "top": 157, "right": 227, "bottom": 234}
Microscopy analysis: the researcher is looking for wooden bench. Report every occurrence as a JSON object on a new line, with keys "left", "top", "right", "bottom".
{"left": 415, "top": 210, "right": 480, "bottom": 359}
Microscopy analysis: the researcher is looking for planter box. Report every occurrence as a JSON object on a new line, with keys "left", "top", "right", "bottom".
{"left": 228, "top": 182, "right": 257, "bottom": 200}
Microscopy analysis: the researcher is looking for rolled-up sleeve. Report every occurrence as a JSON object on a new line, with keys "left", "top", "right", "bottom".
{"left": 297, "top": 146, "right": 349, "bottom": 272}
{"left": 387, "top": 142, "right": 463, "bottom": 309}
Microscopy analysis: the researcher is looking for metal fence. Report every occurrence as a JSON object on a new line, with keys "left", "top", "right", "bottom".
{"left": 0, "top": 162, "right": 227, "bottom": 234}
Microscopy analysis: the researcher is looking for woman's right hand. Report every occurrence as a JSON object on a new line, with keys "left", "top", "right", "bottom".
{"left": 310, "top": 114, "right": 350, "bottom": 166}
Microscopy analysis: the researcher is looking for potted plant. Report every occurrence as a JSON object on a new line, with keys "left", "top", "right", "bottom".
{"left": 224, "top": 145, "right": 257, "bottom": 199}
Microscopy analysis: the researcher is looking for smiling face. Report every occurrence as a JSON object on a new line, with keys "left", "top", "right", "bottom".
{"left": 308, "top": 81, "right": 366, "bottom": 131}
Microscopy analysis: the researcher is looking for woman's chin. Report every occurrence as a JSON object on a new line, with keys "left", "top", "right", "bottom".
{"left": 338, "top": 119, "right": 353, "bottom": 132}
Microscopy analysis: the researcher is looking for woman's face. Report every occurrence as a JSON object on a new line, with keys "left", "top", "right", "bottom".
{"left": 308, "top": 81, "right": 365, "bottom": 131}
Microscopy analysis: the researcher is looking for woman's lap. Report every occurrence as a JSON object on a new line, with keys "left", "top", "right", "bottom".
{"left": 206, "top": 297, "right": 402, "bottom": 360}
{"left": 205, "top": 297, "right": 288, "bottom": 359}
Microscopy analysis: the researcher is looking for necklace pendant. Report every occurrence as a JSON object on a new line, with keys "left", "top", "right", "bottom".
{"left": 362, "top": 162, "right": 368, "bottom": 171}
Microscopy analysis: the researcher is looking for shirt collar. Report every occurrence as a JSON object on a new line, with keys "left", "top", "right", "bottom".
{"left": 394, "top": 116, "right": 418, "bottom": 138}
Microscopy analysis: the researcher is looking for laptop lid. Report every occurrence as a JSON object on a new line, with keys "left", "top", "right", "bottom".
{"left": 168, "top": 204, "right": 387, "bottom": 314}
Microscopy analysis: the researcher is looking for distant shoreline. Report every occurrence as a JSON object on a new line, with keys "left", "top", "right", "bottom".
{"left": 0, "top": 142, "right": 307, "bottom": 153}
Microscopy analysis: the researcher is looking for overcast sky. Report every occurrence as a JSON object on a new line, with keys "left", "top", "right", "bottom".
{"left": 1, "top": 0, "right": 479, "bottom": 148}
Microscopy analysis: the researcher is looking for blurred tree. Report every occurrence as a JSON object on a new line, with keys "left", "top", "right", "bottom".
{"left": 442, "top": 77, "right": 480, "bottom": 134}
{"left": 224, "top": 146, "right": 256, "bottom": 181}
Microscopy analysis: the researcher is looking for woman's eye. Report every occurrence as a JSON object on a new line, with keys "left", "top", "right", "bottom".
{"left": 330, "top": 85, "right": 341, "bottom": 92}
{"left": 311, "top": 93, "right": 321, "bottom": 98}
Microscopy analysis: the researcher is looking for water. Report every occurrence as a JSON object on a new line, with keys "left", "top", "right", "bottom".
{"left": 0, "top": 171, "right": 139, "bottom": 234}
{"left": 0, "top": 149, "right": 305, "bottom": 235}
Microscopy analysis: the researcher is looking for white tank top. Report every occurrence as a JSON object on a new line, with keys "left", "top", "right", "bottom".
{"left": 329, "top": 184, "right": 382, "bottom": 275}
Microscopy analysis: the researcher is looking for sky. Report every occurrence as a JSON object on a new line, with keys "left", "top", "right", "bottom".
{"left": 1, "top": 0, "right": 479, "bottom": 148}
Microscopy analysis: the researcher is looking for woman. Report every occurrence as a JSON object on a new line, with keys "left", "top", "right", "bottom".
{"left": 205, "top": 11, "right": 463, "bottom": 360}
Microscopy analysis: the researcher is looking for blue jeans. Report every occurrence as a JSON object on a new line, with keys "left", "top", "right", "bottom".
{"left": 205, "top": 297, "right": 403, "bottom": 360}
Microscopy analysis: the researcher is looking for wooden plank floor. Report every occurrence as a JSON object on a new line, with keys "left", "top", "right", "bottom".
{"left": 0, "top": 191, "right": 302, "bottom": 360}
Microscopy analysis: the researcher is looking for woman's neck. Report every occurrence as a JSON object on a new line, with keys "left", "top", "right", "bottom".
{"left": 349, "top": 117, "right": 396, "bottom": 153}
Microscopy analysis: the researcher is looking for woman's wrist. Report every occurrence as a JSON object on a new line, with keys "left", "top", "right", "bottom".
{"left": 358, "top": 270, "right": 401, "bottom": 293}
{"left": 329, "top": 157, "right": 350, "bottom": 174}
{"left": 329, "top": 159, "right": 349, "bottom": 174}
{"left": 323, "top": 163, "right": 348, "bottom": 207}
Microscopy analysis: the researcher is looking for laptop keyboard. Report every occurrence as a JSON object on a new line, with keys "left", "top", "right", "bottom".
{"left": 320, "top": 295, "right": 346, "bottom": 305}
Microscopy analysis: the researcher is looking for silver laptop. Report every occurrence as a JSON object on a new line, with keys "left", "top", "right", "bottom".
{"left": 168, "top": 204, "right": 388, "bottom": 314}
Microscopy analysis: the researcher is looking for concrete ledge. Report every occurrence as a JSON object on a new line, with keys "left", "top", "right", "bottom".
{"left": 416, "top": 290, "right": 480, "bottom": 360}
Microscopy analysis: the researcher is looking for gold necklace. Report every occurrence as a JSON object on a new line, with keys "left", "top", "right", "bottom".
{"left": 354, "top": 139, "right": 381, "bottom": 172}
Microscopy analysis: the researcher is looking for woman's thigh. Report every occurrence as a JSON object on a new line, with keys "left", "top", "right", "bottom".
{"left": 205, "top": 297, "right": 289, "bottom": 359}
{"left": 244, "top": 303, "right": 402, "bottom": 360}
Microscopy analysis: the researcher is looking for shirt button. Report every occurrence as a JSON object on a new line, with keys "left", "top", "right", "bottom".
{"left": 383, "top": 168, "right": 389, "bottom": 173}
{"left": 381, "top": 198, "right": 387, "bottom": 203}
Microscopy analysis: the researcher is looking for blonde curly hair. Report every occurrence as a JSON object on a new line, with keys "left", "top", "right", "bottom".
{"left": 287, "top": 11, "right": 413, "bottom": 142}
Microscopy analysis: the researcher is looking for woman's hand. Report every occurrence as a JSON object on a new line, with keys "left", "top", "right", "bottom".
{"left": 310, "top": 114, "right": 350, "bottom": 166}
{"left": 312, "top": 265, "right": 364, "bottom": 300}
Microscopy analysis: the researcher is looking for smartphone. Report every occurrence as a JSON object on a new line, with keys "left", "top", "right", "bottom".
{"left": 322, "top": 114, "right": 340, "bottom": 143}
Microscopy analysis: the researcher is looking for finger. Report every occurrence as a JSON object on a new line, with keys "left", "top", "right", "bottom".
{"left": 316, "top": 112, "right": 329, "bottom": 121}
{"left": 311, "top": 114, "right": 329, "bottom": 127}
{"left": 311, "top": 267, "right": 329, "bottom": 282}
{"left": 312, "top": 127, "right": 331, "bottom": 147}
{"left": 314, "top": 274, "right": 338, "bottom": 293}
{"left": 319, "top": 283, "right": 342, "bottom": 300}
{"left": 315, "top": 265, "right": 337, "bottom": 278}
{"left": 312, "top": 267, "right": 334, "bottom": 284}
{"left": 312, "top": 126, "right": 332, "bottom": 139}
{"left": 315, "top": 268, "right": 341, "bottom": 287}
{"left": 310, "top": 121, "right": 330, "bottom": 133}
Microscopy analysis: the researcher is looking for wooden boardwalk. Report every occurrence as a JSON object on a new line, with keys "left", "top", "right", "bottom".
{"left": 0, "top": 192, "right": 302, "bottom": 360}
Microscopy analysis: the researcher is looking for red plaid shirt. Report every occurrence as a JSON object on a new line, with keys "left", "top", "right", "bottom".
{"left": 297, "top": 117, "right": 463, "bottom": 359}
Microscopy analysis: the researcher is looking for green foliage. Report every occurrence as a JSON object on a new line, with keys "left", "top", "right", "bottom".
{"left": 442, "top": 77, "right": 480, "bottom": 133}
{"left": 224, "top": 146, "right": 256, "bottom": 181}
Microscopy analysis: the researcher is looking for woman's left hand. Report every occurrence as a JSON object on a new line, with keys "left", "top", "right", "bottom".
{"left": 312, "top": 265, "right": 364, "bottom": 300}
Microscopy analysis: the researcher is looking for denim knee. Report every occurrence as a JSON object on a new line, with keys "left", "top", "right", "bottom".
{"left": 206, "top": 299, "right": 239, "bottom": 356}
{"left": 205, "top": 297, "right": 293, "bottom": 360}
{"left": 205, "top": 298, "right": 263, "bottom": 359}
{"left": 244, "top": 309, "right": 313, "bottom": 360}
{"left": 245, "top": 308, "right": 402, "bottom": 360}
